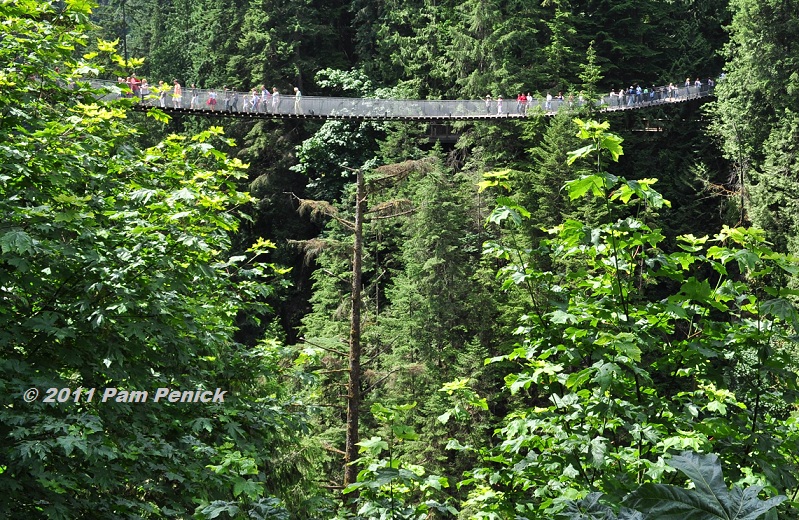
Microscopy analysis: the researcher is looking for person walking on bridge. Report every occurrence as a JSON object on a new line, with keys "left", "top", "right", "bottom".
{"left": 130, "top": 75, "right": 140, "bottom": 98}
{"left": 157, "top": 80, "right": 167, "bottom": 107}
{"left": 294, "top": 86, "right": 302, "bottom": 114}
{"left": 272, "top": 87, "right": 280, "bottom": 113}
{"left": 260, "top": 85, "right": 269, "bottom": 113}
{"left": 223, "top": 88, "right": 231, "bottom": 112}
{"left": 250, "top": 88, "right": 259, "bottom": 113}
{"left": 172, "top": 79, "right": 182, "bottom": 108}
{"left": 140, "top": 79, "right": 150, "bottom": 103}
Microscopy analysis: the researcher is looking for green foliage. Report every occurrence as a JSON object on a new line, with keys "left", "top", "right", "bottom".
{"left": 624, "top": 452, "right": 786, "bottom": 520}
{"left": 292, "top": 118, "right": 382, "bottom": 200}
{"left": 517, "top": 111, "right": 582, "bottom": 232}
{"left": 235, "top": 0, "right": 353, "bottom": 90}
{"left": 542, "top": 0, "right": 580, "bottom": 87}
{"left": 559, "top": 452, "right": 786, "bottom": 520}
{"left": 371, "top": 163, "right": 501, "bottom": 479}
{"left": 710, "top": 0, "right": 799, "bottom": 267}
{"left": 347, "top": 0, "right": 728, "bottom": 98}
{"left": 578, "top": 41, "right": 603, "bottom": 108}
{"left": 558, "top": 493, "right": 644, "bottom": 520}
{"left": 291, "top": 68, "right": 400, "bottom": 199}
{"left": 342, "top": 402, "right": 457, "bottom": 519}
{"left": 0, "top": 2, "right": 307, "bottom": 517}
{"left": 29, "top": 2, "right": 799, "bottom": 519}
{"left": 446, "top": 120, "right": 799, "bottom": 519}
{"left": 91, "top": 0, "right": 354, "bottom": 93}
{"left": 196, "top": 497, "right": 289, "bottom": 520}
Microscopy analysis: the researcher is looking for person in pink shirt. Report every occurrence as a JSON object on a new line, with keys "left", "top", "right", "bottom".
{"left": 130, "top": 75, "right": 141, "bottom": 98}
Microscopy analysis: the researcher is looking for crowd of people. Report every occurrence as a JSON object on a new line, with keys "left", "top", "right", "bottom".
{"left": 483, "top": 76, "right": 717, "bottom": 115}
{"left": 117, "top": 76, "right": 304, "bottom": 115}
{"left": 112, "top": 74, "right": 717, "bottom": 118}
{"left": 607, "top": 77, "right": 716, "bottom": 107}
{"left": 482, "top": 91, "right": 589, "bottom": 115}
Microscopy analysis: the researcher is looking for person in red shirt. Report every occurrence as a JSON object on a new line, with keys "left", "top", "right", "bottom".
{"left": 130, "top": 75, "right": 141, "bottom": 99}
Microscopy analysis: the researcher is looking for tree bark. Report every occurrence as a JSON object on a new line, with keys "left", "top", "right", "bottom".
{"left": 343, "top": 168, "right": 365, "bottom": 488}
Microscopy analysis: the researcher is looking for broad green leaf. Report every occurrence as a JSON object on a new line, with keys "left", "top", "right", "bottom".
{"left": 565, "top": 368, "right": 594, "bottom": 389}
{"left": 506, "top": 373, "right": 535, "bottom": 395}
{"left": 678, "top": 234, "right": 710, "bottom": 252}
{"left": 668, "top": 452, "right": 728, "bottom": 507}
{"left": 727, "top": 486, "right": 788, "bottom": 520}
{"left": 760, "top": 298, "right": 799, "bottom": 331}
{"left": 624, "top": 452, "right": 786, "bottom": 520}
{"left": 556, "top": 492, "right": 613, "bottom": 519}
{"left": 96, "top": 38, "right": 120, "bottom": 52}
{"left": 601, "top": 133, "right": 625, "bottom": 161}
{"left": 197, "top": 501, "right": 240, "bottom": 519}
{"left": 625, "top": 483, "right": 727, "bottom": 519}
{"left": 232, "top": 476, "right": 263, "bottom": 499}
{"left": 565, "top": 174, "right": 605, "bottom": 199}
{"left": 357, "top": 436, "right": 389, "bottom": 454}
{"left": 550, "top": 310, "right": 578, "bottom": 324}
{"left": 0, "top": 229, "right": 34, "bottom": 255}
{"left": 146, "top": 108, "right": 171, "bottom": 123}
{"left": 496, "top": 196, "right": 531, "bottom": 218}
{"left": 392, "top": 424, "right": 420, "bottom": 441}
{"left": 567, "top": 144, "right": 596, "bottom": 165}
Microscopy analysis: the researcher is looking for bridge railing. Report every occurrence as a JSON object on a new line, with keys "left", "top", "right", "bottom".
{"left": 89, "top": 80, "right": 714, "bottom": 119}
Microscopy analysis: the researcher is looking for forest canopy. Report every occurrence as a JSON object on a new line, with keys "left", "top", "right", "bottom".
{"left": 1, "top": 0, "right": 799, "bottom": 519}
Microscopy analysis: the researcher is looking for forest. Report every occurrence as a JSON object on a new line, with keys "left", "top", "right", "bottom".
{"left": 2, "top": 0, "right": 799, "bottom": 518}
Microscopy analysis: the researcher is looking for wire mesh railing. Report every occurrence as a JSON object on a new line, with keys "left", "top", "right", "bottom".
{"left": 89, "top": 80, "right": 715, "bottom": 120}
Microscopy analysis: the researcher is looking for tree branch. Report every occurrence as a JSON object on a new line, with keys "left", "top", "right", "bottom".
{"left": 300, "top": 337, "right": 349, "bottom": 357}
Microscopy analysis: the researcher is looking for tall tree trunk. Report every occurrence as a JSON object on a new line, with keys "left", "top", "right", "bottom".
{"left": 343, "top": 168, "right": 365, "bottom": 487}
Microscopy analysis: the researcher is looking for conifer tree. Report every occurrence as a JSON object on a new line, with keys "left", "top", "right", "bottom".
{"left": 711, "top": 0, "right": 799, "bottom": 263}
{"left": 294, "top": 159, "right": 433, "bottom": 491}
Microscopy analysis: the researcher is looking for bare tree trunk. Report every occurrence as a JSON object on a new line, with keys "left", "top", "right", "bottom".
{"left": 343, "top": 168, "right": 365, "bottom": 488}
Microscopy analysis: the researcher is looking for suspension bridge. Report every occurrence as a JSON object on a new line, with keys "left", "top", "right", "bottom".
{"left": 94, "top": 80, "right": 715, "bottom": 122}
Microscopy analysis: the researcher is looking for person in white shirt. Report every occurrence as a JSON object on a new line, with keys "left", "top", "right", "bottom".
{"left": 260, "top": 85, "right": 269, "bottom": 113}
{"left": 294, "top": 87, "right": 302, "bottom": 114}
{"left": 272, "top": 87, "right": 280, "bottom": 113}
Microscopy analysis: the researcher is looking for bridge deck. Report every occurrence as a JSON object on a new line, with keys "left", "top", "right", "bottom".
{"left": 93, "top": 80, "right": 713, "bottom": 121}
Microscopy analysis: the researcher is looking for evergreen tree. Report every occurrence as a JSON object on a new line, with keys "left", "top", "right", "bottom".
{"left": 447, "top": 0, "right": 548, "bottom": 97}
{"left": 374, "top": 164, "right": 500, "bottom": 476}
{"left": 519, "top": 111, "right": 582, "bottom": 231}
{"left": 711, "top": 0, "right": 799, "bottom": 262}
